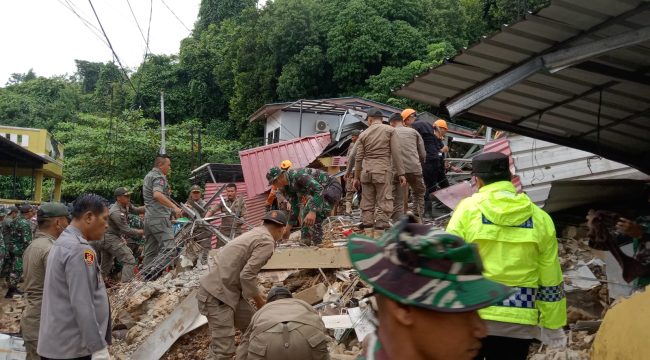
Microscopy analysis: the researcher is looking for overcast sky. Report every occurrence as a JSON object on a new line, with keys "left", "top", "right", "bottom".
{"left": 0, "top": 0, "right": 201, "bottom": 85}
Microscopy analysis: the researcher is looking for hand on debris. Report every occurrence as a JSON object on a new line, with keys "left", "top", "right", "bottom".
{"left": 539, "top": 327, "right": 567, "bottom": 349}
{"left": 399, "top": 175, "right": 407, "bottom": 187}
{"left": 441, "top": 145, "right": 449, "bottom": 153}
{"left": 173, "top": 207, "right": 183, "bottom": 218}
{"left": 91, "top": 347, "right": 111, "bottom": 360}
{"left": 283, "top": 224, "right": 292, "bottom": 240}
{"left": 616, "top": 218, "right": 643, "bottom": 238}
{"left": 253, "top": 295, "right": 266, "bottom": 309}
{"left": 304, "top": 211, "right": 317, "bottom": 226}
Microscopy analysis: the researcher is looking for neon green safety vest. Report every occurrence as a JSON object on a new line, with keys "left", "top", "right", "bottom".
{"left": 447, "top": 181, "right": 567, "bottom": 329}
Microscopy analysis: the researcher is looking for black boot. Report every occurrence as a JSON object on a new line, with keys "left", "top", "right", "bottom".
{"left": 5, "top": 286, "right": 17, "bottom": 298}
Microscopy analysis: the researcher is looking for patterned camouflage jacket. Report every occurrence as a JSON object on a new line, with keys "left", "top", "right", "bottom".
{"left": 283, "top": 168, "right": 333, "bottom": 225}
{"left": 9, "top": 215, "right": 33, "bottom": 251}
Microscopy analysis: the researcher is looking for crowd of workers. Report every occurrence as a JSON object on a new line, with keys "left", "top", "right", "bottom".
{"left": 0, "top": 107, "right": 647, "bottom": 360}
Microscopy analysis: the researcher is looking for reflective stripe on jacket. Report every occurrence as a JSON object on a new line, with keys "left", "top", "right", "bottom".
{"left": 446, "top": 181, "right": 567, "bottom": 329}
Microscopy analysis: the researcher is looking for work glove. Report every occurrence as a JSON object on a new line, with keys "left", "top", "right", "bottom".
{"left": 539, "top": 327, "right": 567, "bottom": 349}
{"left": 91, "top": 347, "right": 111, "bottom": 360}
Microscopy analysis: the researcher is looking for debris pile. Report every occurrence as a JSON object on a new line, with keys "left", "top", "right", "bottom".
{"left": 0, "top": 295, "right": 25, "bottom": 334}
{"left": 109, "top": 268, "right": 204, "bottom": 359}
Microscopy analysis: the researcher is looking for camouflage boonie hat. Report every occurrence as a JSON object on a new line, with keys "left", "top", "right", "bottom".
{"left": 348, "top": 217, "right": 513, "bottom": 312}
{"left": 190, "top": 184, "right": 202, "bottom": 193}
{"left": 266, "top": 166, "right": 285, "bottom": 186}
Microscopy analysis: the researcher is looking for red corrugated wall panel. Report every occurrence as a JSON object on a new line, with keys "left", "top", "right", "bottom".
{"left": 239, "top": 133, "right": 331, "bottom": 197}
{"left": 204, "top": 182, "right": 268, "bottom": 247}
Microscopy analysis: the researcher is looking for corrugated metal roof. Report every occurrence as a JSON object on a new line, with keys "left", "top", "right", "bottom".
{"left": 395, "top": 0, "right": 650, "bottom": 173}
{"left": 239, "top": 133, "right": 332, "bottom": 196}
{"left": 204, "top": 182, "right": 268, "bottom": 246}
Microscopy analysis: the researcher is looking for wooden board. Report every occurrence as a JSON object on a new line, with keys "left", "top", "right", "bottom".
{"left": 262, "top": 247, "right": 352, "bottom": 270}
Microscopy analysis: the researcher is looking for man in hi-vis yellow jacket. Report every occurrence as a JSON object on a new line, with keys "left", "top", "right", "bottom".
{"left": 447, "top": 152, "right": 566, "bottom": 360}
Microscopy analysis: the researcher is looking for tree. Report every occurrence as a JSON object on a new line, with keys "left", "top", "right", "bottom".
{"left": 195, "top": 0, "right": 256, "bottom": 32}
{"left": 74, "top": 60, "right": 102, "bottom": 93}
{"left": 6, "top": 69, "right": 37, "bottom": 86}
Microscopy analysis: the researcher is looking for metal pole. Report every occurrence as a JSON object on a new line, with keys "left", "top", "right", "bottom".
{"left": 160, "top": 91, "right": 166, "bottom": 155}
{"left": 485, "top": 127, "right": 492, "bottom": 145}
{"left": 298, "top": 99, "right": 303, "bottom": 137}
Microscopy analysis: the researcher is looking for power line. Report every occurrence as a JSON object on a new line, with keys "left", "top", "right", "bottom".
{"left": 133, "top": 0, "right": 154, "bottom": 109}
{"left": 125, "top": 0, "right": 151, "bottom": 54}
{"left": 159, "top": 0, "right": 191, "bottom": 32}
{"left": 86, "top": 0, "right": 138, "bottom": 94}
{"left": 56, "top": 0, "right": 109, "bottom": 47}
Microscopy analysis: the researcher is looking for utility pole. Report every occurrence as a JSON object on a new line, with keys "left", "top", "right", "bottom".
{"left": 160, "top": 91, "right": 166, "bottom": 155}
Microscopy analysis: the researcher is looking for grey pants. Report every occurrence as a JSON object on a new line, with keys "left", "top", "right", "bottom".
{"left": 142, "top": 217, "right": 174, "bottom": 278}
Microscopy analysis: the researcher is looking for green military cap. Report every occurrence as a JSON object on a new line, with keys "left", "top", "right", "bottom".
{"left": 8, "top": 206, "right": 18, "bottom": 214}
{"left": 37, "top": 202, "right": 70, "bottom": 219}
{"left": 472, "top": 152, "right": 510, "bottom": 179}
{"left": 389, "top": 113, "right": 402, "bottom": 122}
{"left": 366, "top": 107, "right": 383, "bottom": 118}
{"left": 266, "top": 167, "right": 285, "bottom": 186}
{"left": 351, "top": 130, "right": 361, "bottom": 137}
{"left": 348, "top": 216, "right": 513, "bottom": 312}
{"left": 267, "top": 286, "right": 292, "bottom": 302}
{"left": 0, "top": 208, "right": 7, "bottom": 216}
{"left": 114, "top": 187, "right": 133, "bottom": 197}
{"left": 262, "top": 210, "right": 288, "bottom": 226}
{"left": 190, "top": 185, "right": 202, "bottom": 193}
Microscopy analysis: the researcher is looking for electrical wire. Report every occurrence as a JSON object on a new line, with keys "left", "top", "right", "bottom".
{"left": 125, "top": 0, "right": 151, "bottom": 54}
{"left": 55, "top": 0, "right": 109, "bottom": 47}
{"left": 133, "top": 0, "right": 154, "bottom": 109}
{"left": 159, "top": 0, "right": 191, "bottom": 32}
{"left": 87, "top": 0, "right": 139, "bottom": 94}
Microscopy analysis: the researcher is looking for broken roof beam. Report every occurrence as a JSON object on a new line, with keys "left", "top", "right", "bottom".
{"left": 443, "top": 5, "right": 650, "bottom": 118}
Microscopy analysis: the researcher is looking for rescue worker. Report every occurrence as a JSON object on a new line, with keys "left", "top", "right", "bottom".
{"left": 433, "top": 119, "right": 451, "bottom": 190}
{"left": 446, "top": 152, "right": 567, "bottom": 359}
{"left": 0, "top": 209, "right": 6, "bottom": 290}
{"left": 265, "top": 160, "right": 292, "bottom": 212}
{"left": 5, "top": 203, "right": 34, "bottom": 297}
{"left": 266, "top": 166, "right": 342, "bottom": 245}
{"left": 21, "top": 202, "right": 70, "bottom": 360}
{"left": 126, "top": 213, "right": 145, "bottom": 262}
{"left": 142, "top": 154, "right": 183, "bottom": 279}
{"left": 38, "top": 194, "right": 111, "bottom": 360}
{"left": 349, "top": 216, "right": 512, "bottom": 360}
{"left": 101, "top": 187, "right": 144, "bottom": 282}
{"left": 407, "top": 109, "right": 447, "bottom": 218}
{"left": 344, "top": 130, "right": 361, "bottom": 216}
{"left": 236, "top": 286, "right": 330, "bottom": 360}
{"left": 206, "top": 183, "right": 248, "bottom": 239}
{"left": 186, "top": 184, "right": 207, "bottom": 218}
{"left": 353, "top": 108, "right": 406, "bottom": 237}
{"left": 2, "top": 206, "right": 18, "bottom": 240}
{"left": 389, "top": 113, "right": 426, "bottom": 223}
{"left": 197, "top": 210, "right": 287, "bottom": 360}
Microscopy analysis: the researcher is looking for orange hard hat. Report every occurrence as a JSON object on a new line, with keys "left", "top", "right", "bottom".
{"left": 434, "top": 119, "right": 448, "bottom": 130}
{"left": 401, "top": 108, "right": 416, "bottom": 121}
{"left": 280, "top": 160, "right": 293, "bottom": 170}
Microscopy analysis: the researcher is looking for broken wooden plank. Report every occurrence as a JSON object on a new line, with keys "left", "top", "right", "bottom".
{"left": 294, "top": 283, "right": 327, "bottom": 305}
{"left": 262, "top": 247, "right": 352, "bottom": 270}
{"left": 131, "top": 289, "right": 206, "bottom": 360}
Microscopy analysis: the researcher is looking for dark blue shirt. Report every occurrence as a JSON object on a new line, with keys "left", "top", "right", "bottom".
{"left": 411, "top": 120, "right": 444, "bottom": 162}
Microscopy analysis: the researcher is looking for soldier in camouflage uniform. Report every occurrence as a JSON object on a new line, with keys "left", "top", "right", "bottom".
{"left": 348, "top": 216, "right": 513, "bottom": 360}
{"left": 267, "top": 166, "right": 342, "bottom": 245}
{"left": 5, "top": 204, "right": 35, "bottom": 297}
{"left": 1, "top": 207, "right": 18, "bottom": 280}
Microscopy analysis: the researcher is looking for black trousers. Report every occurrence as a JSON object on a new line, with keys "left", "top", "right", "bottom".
{"left": 422, "top": 159, "right": 449, "bottom": 200}
{"left": 474, "top": 336, "right": 533, "bottom": 360}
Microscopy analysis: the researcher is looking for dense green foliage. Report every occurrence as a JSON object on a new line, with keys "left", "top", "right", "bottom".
{"left": 0, "top": 0, "right": 548, "bottom": 201}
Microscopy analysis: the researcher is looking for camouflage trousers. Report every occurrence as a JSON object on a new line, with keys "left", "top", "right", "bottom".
{"left": 5, "top": 242, "right": 25, "bottom": 287}
{"left": 0, "top": 237, "right": 5, "bottom": 279}
{"left": 299, "top": 206, "right": 330, "bottom": 246}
